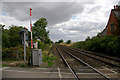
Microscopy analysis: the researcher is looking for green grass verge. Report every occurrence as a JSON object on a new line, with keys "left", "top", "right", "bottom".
{"left": 0, "top": 64, "right": 8, "bottom": 67}
{"left": 42, "top": 51, "right": 56, "bottom": 67}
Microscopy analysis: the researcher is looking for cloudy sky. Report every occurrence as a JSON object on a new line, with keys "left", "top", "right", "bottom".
{"left": 1, "top": 0, "right": 120, "bottom": 42}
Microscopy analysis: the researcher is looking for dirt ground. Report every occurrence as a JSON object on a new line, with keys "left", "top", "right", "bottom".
{"left": 51, "top": 45, "right": 66, "bottom": 68}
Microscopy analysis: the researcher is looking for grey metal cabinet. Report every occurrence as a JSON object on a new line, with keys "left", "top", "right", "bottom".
{"left": 32, "top": 49, "right": 42, "bottom": 66}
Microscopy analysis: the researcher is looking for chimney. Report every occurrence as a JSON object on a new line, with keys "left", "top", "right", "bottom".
{"left": 114, "top": 5, "right": 120, "bottom": 10}
{"left": 116, "top": 5, "right": 118, "bottom": 9}
{"left": 114, "top": 5, "right": 116, "bottom": 9}
{"left": 113, "top": 2, "right": 120, "bottom": 10}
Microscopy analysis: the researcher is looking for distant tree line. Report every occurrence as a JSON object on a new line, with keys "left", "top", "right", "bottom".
{"left": 55, "top": 39, "right": 71, "bottom": 44}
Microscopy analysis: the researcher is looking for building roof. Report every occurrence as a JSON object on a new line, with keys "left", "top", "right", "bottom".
{"left": 99, "top": 27, "right": 107, "bottom": 37}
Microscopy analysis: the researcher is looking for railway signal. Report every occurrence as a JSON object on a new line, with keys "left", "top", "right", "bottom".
{"left": 19, "top": 27, "right": 28, "bottom": 64}
{"left": 19, "top": 28, "right": 28, "bottom": 41}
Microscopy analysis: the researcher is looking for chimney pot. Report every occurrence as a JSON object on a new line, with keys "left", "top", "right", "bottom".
{"left": 114, "top": 5, "right": 116, "bottom": 9}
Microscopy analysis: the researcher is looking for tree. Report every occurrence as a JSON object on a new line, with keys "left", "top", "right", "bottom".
{"left": 58, "top": 39, "right": 63, "bottom": 43}
{"left": 33, "top": 18, "right": 50, "bottom": 44}
{"left": 85, "top": 36, "right": 90, "bottom": 41}
{"left": 8, "top": 26, "right": 22, "bottom": 47}
{"left": 66, "top": 40, "right": 71, "bottom": 44}
{"left": 2, "top": 25, "right": 27, "bottom": 48}
{"left": 0, "top": 24, "right": 5, "bottom": 47}
{"left": 55, "top": 41, "right": 58, "bottom": 44}
{"left": 97, "top": 33, "right": 101, "bottom": 37}
{"left": 0, "top": 24, "right": 5, "bottom": 29}
{"left": 2, "top": 25, "right": 10, "bottom": 47}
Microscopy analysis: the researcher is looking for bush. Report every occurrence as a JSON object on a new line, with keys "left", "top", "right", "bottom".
{"left": 44, "top": 44, "right": 50, "bottom": 51}
{"left": 38, "top": 41, "right": 51, "bottom": 51}
{"left": 66, "top": 40, "right": 71, "bottom": 44}
{"left": 2, "top": 45, "right": 32, "bottom": 61}
{"left": 58, "top": 39, "right": 64, "bottom": 44}
{"left": 2, "top": 47, "right": 16, "bottom": 61}
{"left": 71, "top": 36, "right": 120, "bottom": 57}
{"left": 20, "top": 63, "right": 26, "bottom": 67}
{"left": 38, "top": 41, "right": 45, "bottom": 49}
{"left": 42, "top": 51, "right": 56, "bottom": 67}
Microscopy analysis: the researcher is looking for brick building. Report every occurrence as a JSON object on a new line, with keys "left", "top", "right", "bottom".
{"left": 100, "top": 4, "right": 120, "bottom": 36}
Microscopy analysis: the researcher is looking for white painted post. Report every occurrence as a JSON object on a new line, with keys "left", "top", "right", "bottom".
{"left": 24, "top": 30, "right": 26, "bottom": 64}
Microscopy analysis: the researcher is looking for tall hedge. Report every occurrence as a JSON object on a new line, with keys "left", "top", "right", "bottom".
{"left": 71, "top": 36, "right": 120, "bottom": 57}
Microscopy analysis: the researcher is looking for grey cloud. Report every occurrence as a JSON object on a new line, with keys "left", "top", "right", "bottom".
{"left": 63, "top": 21, "right": 99, "bottom": 32}
{"left": 104, "top": 10, "right": 111, "bottom": 18}
{"left": 3, "top": 2, "right": 84, "bottom": 26}
{"left": 87, "top": 5, "right": 101, "bottom": 13}
{"left": 2, "top": 1, "right": 113, "bottom": 42}
{"left": 48, "top": 20, "right": 106, "bottom": 42}
{"left": 49, "top": 29, "right": 68, "bottom": 41}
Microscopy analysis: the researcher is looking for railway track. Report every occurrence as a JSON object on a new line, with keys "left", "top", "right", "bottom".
{"left": 70, "top": 46, "right": 120, "bottom": 62}
{"left": 68, "top": 46, "right": 120, "bottom": 62}
{"left": 55, "top": 45, "right": 112, "bottom": 80}
{"left": 60, "top": 45, "right": 120, "bottom": 68}
{"left": 56, "top": 46, "right": 80, "bottom": 80}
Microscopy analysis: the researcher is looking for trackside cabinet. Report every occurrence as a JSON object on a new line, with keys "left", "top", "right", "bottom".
{"left": 32, "top": 49, "right": 42, "bottom": 66}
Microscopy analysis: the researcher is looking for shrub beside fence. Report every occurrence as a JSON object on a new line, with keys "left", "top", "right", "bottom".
{"left": 2, "top": 45, "right": 31, "bottom": 61}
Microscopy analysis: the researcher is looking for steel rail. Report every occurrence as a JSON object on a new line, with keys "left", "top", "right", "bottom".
{"left": 61, "top": 45, "right": 120, "bottom": 67}
{"left": 64, "top": 46, "right": 120, "bottom": 67}
{"left": 59, "top": 46, "right": 111, "bottom": 80}
{"left": 56, "top": 46, "right": 80, "bottom": 80}
{"left": 63, "top": 45, "right": 120, "bottom": 62}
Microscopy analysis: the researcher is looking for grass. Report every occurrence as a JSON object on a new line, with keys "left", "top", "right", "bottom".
{"left": 20, "top": 63, "right": 26, "bottom": 67}
{"left": 2, "top": 59, "right": 17, "bottom": 62}
{"left": 0, "top": 64, "right": 8, "bottom": 67}
{"left": 2, "top": 51, "right": 56, "bottom": 68}
{"left": 42, "top": 51, "right": 56, "bottom": 67}
{"left": 2, "top": 43, "right": 56, "bottom": 68}
{"left": 3, "top": 64, "right": 8, "bottom": 67}
{"left": 60, "top": 42, "right": 74, "bottom": 46}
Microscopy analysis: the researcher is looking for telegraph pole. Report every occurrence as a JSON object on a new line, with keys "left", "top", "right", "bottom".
{"left": 30, "top": 8, "right": 33, "bottom": 49}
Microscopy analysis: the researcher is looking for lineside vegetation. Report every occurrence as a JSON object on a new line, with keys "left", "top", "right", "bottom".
{"left": 71, "top": 35, "right": 120, "bottom": 57}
